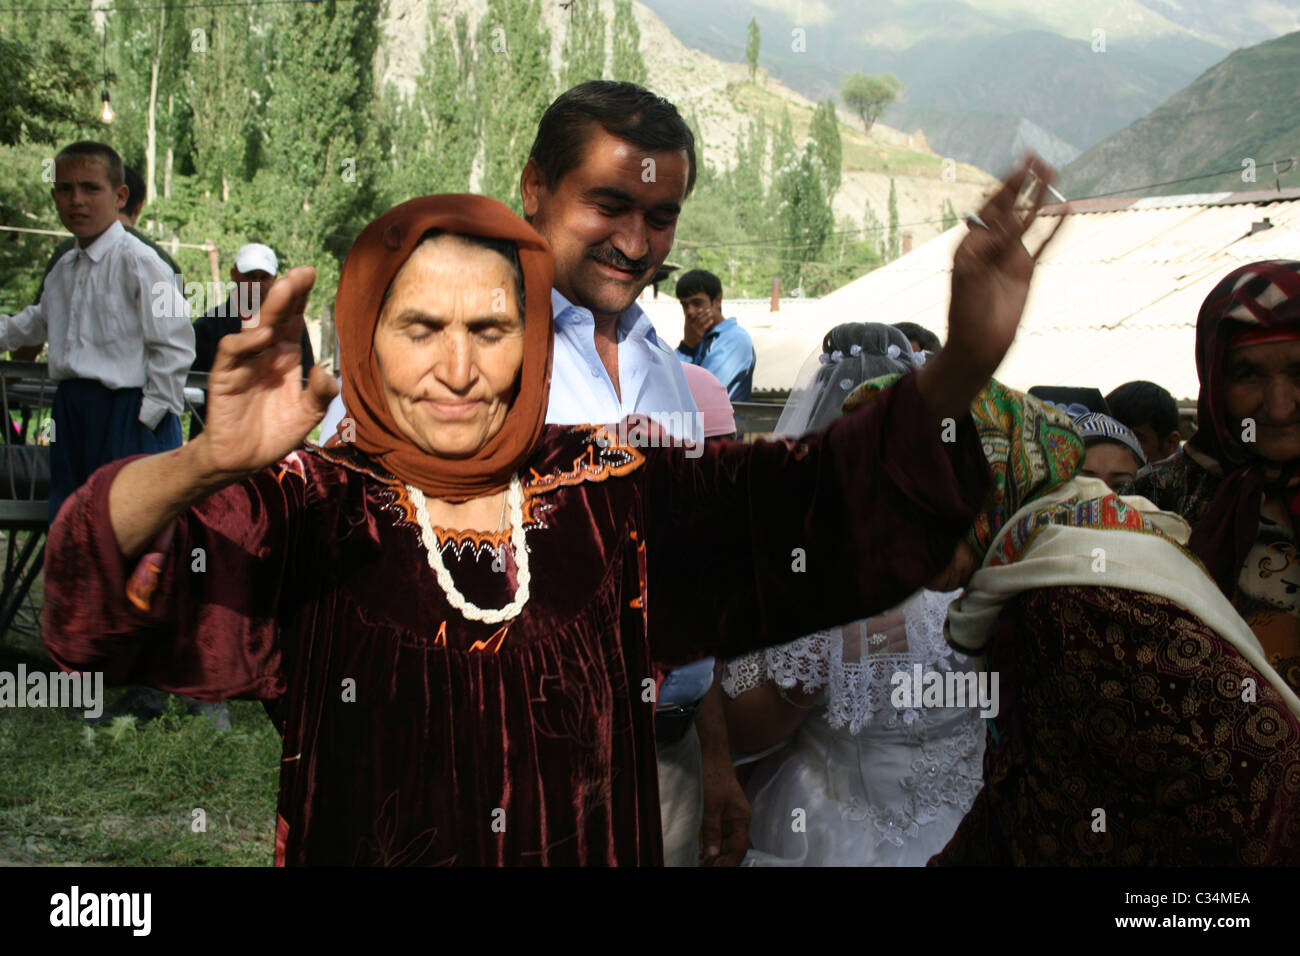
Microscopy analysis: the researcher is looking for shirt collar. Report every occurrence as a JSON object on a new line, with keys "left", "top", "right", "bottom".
{"left": 79, "top": 219, "right": 125, "bottom": 263}
{"left": 551, "top": 287, "right": 658, "bottom": 345}
{"left": 706, "top": 316, "right": 736, "bottom": 338}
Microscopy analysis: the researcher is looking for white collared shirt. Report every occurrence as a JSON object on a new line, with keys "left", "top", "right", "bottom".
{"left": 544, "top": 289, "right": 711, "bottom": 704}
{"left": 0, "top": 220, "right": 194, "bottom": 429}
{"left": 544, "top": 289, "right": 698, "bottom": 434}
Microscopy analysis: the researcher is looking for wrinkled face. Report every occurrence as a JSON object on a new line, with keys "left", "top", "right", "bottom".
{"left": 1224, "top": 340, "right": 1300, "bottom": 462}
{"left": 372, "top": 236, "right": 525, "bottom": 459}
{"left": 52, "top": 158, "right": 126, "bottom": 244}
{"left": 522, "top": 125, "right": 688, "bottom": 322}
{"left": 1081, "top": 441, "right": 1142, "bottom": 491}
{"left": 679, "top": 291, "right": 721, "bottom": 330}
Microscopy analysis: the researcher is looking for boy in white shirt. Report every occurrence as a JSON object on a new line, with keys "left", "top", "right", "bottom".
{"left": 0, "top": 141, "right": 194, "bottom": 520}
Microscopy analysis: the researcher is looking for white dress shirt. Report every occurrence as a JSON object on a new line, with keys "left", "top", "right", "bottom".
{"left": 544, "top": 289, "right": 699, "bottom": 434}
{"left": 544, "top": 289, "right": 712, "bottom": 706}
{"left": 0, "top": 220, "right": 194, "bottom": 430}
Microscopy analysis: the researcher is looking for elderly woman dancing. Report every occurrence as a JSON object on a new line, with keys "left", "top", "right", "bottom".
{"left": 42, "top": 163, "right": 1054, "bottom": 866}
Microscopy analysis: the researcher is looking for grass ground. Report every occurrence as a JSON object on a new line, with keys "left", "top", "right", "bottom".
{"left": 0, "top": 663, "right": 280, "bottom": 866}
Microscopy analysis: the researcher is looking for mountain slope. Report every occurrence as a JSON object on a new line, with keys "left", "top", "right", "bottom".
{"left": 641, "top": 0, "right": 1229, "bottom": 173}
{"left": 1061, "top": 29, "right": 1300, "bottom": 198}
{"left": 378, "top": 0, "right": 999, "bottom": 248}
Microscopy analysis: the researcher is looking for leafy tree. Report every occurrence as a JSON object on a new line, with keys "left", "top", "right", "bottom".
{"left": 941, "top": 197, "right": 958, "bottom": 231}
{"left": 729, "top": 115, "right": 767, "bottom": 236}
{"left": 610, "top": 0, "right": 647, "bottom": 86}
{"left": 774, "top": 140, "right": 833, "bottom": 288}
{"left": 808, "top": 98, "right": 841, "bottom": 199}
{"left": 766, "top": 106, "right": 795, "bottom": 226}
{"left": 562, "top": 0, "right": 605, "bottom": 87}
{"left": 863, "top": 199, "right": 885, "bottom": 254}
{"left": 107, "top": 0, "right": 192, "bottom": 204}
{"left": 0, "top": 11, "right": 99, "bottom": 147}
{"left": 252, "top": 0, "right": 384, "bottom": 358}
{"left": 186, "top": 3, "right": 259, "bottom": 201}
{"left": 0, "top": 10, "right": 100, "bottom": 309}
{"left": 886, "top": 177, "right": 900, "bottom": 261}
{"left": 745, "top": 18, "right": 759, "bottom": 81}
{"left": 383, "top": 8, "right": 477, "bottom": 205}
{"left": 476, "top": 0, "right": 554, "bottom": 212}
{"left": 841, "top": 72, "right": 901, "bottom": 134}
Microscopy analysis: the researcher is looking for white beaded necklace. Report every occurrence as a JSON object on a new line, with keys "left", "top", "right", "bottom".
{"left": 407, "top": 475, "right": 530, "bottom": 624}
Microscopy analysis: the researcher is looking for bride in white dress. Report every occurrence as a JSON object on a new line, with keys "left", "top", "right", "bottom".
{"left": 720, "top": 324, "right": 985, "bottom": 866}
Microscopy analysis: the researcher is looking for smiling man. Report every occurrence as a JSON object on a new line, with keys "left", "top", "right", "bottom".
{"left": 520, "top": 82, "right": 699, "bottom": 429}
{"left": 520, "top": 81, "right": 749, "bottom": 869}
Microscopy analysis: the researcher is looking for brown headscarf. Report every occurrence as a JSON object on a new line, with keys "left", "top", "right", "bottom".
{"left": 327, "top": 194, "right": 555, "bottom": 501}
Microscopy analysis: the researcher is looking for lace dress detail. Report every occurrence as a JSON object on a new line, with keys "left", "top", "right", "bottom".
{"left": 723, "top": 589, "right": 987, "bottom": 864}
{"left": 723, "top": 588, "right": 971, "bottom": 734}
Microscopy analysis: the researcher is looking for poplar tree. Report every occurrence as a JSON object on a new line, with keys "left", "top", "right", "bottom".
{"left": 887, "top": 177, "right": 900, "bottom": 261}
{"left": 562, "top": 0, "right": 606, "bottom": 87}
{"left": 253, "top": 0, "right": 384, "bottom": 350}
{"left": 385, "top": 8, "right": 477, "bottom": 205}
{"left": 729, "top": 115, "right": 767, "bottom": 235}
{"left": 775, "top": 140, "right": 832, "bottom": 289}
{"left": 187, "top": 3, "right": 258, "bottom": 201}
{"left": 610, "top": 0, "right": 647, "bottom": 86}
{"left": 476, "top": 0, "right": 554, "bottom": 212}
{"left": 745, "top": 18, "right": 759, "bottom": 81}
{"left": 808, "top": 98, "right": 841, "bottom": 199}
{"left": 941, "top": 197, "right": 958, "bottom": 231}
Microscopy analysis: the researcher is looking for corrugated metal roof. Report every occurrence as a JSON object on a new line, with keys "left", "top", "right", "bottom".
{"left": 790, "top": 193, "right": 1300, "bottom": 401}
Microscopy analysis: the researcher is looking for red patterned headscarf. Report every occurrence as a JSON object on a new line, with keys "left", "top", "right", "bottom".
{"left": 1185, "top": 260, "right": 1300, "bottom": 594}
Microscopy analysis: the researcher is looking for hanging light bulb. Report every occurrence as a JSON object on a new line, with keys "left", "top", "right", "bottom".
{"left": 99, "top": 90, "right": 115, "bottom": 124}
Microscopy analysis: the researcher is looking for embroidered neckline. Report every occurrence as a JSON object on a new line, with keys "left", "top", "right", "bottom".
{"left": 305, "top": 426, "right": 645, "bottom": 546}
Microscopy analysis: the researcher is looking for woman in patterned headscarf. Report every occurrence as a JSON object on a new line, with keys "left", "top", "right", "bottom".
{"left": 843, "top": 374, "right": 1300, "bottom": 865}
{"left": 1131, "top": 260, "right": 1300, "bottom": 695}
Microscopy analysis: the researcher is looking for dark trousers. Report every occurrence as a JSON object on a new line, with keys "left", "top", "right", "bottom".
{"left": 50, "top": 380, "right": 182, "bottom": 522}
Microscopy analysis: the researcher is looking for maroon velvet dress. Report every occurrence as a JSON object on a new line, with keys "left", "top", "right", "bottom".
{"left": 43, "top": 373, "right": 989, "bottom": 865}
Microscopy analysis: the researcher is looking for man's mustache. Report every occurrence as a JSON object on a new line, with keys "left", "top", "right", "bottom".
{"left": 588, "top": 247, "right": 649, "bottom": 273}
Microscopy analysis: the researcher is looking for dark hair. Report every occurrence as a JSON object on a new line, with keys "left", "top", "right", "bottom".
{"left": 891, "top": 322, "right": 940, "bottom": 353}
{"left": 528, "top": 81, "right": 697, "bottom": 197}
{"left": 123, "top": 165, "right": 146, "bottom": 215}
{"left": 1105, "top": 380, "right": 1179, "bottom": 439}
{"left": 55, "top": 141, "right": 124, "bottom": 189}
{"left": 676, "top": 269, "right": 721, "bottom": 301}
{"left": 381, "top": 230, "right": 525, "bottom": 316}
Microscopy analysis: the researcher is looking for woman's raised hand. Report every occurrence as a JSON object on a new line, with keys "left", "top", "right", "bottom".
{"left": 916, "top": 154, "right": 1065, "bottom": 426}
{"left": 191, "top": 266, "right": 339, "bottom": 482}
{"left": 946, "top": 154, "right": 1063, "bottom": 375}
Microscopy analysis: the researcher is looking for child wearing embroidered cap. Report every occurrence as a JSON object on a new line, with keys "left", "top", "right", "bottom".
{"left": 1073, "top": 411, "right": 1147, "bottom": 491}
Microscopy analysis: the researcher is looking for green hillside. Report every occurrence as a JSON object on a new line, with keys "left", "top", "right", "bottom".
{"left": 1061, "top": 30, "right": 1300, "bottom": 198}
{"left": 642, "top": 0, "right": 1227, "bottom": 174}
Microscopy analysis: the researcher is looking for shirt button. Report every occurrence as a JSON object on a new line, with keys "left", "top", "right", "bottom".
{"left": 590, "top": 367, "right": 601, "bottom": 378}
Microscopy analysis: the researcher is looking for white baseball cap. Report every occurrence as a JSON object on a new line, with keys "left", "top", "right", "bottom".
{"left": 234, "top": 243, "right": 278, "bottom": 277}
